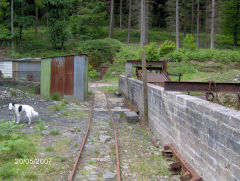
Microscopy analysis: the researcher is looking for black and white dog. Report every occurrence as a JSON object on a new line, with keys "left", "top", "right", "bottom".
{"left": 8, "top": 103, "right": 39, "bottom": 124}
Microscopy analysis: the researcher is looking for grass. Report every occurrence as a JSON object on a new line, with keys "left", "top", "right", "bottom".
{"left": 45, "top": 146, "right": 54, "bottom": 152}
{"left": 60, "top": 109, "right": 88, "bottom": 119}
{"left": 3, "top": 84, "right": 38, "bottom": 95}
{"left": 0, "top": 120, "right": 38, "bottom": 181}
{"left": 51, "top": 101, "right": 67, "bottom": 112}
{"left": 50, "top": 129, "right": 60, "bottom": 136}
{"left": 51, "top": 93, "right": 61, "bottom": 101}
{"left": 102, "top": 86, "right": 119, "bottom": 93}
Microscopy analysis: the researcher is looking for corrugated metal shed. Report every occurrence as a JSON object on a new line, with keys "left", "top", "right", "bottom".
{"left": 40, "top": 54, "right": 88, "bottom": 101}
{"left": 0, "top": 61, "right": 12, "bottom": 77}
{"left": 0, "top": 58, "right": 41, "bottom": 81}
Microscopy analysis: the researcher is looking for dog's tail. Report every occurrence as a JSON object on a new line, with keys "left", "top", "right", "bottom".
{"left": 32, "top": 109, "right": 39, "bottom": 117}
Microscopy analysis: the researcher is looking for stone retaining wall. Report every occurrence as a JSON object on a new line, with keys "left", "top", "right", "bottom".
{"left": 119, "top": 75, "right": 240, "bottom": 181}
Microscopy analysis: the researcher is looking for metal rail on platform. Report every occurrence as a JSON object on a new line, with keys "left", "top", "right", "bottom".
{"left": 164, "top": 81, "right": 240, "bottom": 92}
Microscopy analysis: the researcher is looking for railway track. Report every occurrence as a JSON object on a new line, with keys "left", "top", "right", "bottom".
{"left": 69, "top": 90, "right": 121, "bottom": 181}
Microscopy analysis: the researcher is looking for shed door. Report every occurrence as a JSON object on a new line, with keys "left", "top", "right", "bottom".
{"left": 63, "top": 56, "right": 74, "bottom": 95}
{"left": 51, "top": 57, "right": 64, "bottom": 96}
{"left": 50, "top": 57, "right": 74, "bottom": 96}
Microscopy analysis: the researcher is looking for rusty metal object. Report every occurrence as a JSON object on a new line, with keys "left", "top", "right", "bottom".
{"left": 50, "top": 56, "right": 74, "bottom": 97}
{"left": 162, "top": 144, "right": 203, "bottom": 181}
{"left": 106, "top": 95, "right": 121, "bottom": 181}
{"left": 127, "top": 60, "right": 167, "bottom": 68}
{"left": 64, "top": 56, "right": 74, "bottom": 95}
{"left": 69, "top": 96, "right": 94, "bottom": 181}
{"left": 164, "top": 81, "right": 240, "bottom": 93}
{"left": 100, "top": 64, "right": 109, "bottom": 79}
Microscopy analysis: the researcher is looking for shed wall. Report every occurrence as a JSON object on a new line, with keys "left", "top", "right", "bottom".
{"left": 17, "top": 62, "right": 41, "bottom": 81}
{"left": 74, "top": 55, "right": 87, "bottom": 101}
{"left": 40, "top": 59, "right": 51, "bottom": 97}
{"left": 0, "top": 62, "right": 12, "bottom": 78}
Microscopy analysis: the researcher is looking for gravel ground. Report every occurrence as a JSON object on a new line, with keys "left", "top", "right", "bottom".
{"left": 0, "top": 82, "right": 180, "bottom": 181}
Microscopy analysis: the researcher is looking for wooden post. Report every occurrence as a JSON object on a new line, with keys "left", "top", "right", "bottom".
{"left": 142, "top": 50, "right": 148, "bottom": 125}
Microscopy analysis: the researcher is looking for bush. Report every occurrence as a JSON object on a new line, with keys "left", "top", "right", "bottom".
{"left": 158, "top": 40, "right": 176, "bottom": 57}
{"left": 139, "top": 42, "right": 160, "bottom": 61}
{"left": 103, "top": 45, "right": 139, "bottom": 81}
{"left": 77, "top": 38, "right": 122, "bottom": 66}
{"left": 0, "top": 120, "right": 36, "bottom": 158}
{"left": 88, "top": 64, "right": 99, "bottom": 79}
{"left": 51, "top": 93, "right": 61, "bottom": 101}
{"left": 183, "top": 34, "right": 196, "bottom": 50}
{"left": 165, "top": 49, "right": 186, "bottom": 62}
{"left": 165, "top": 48, "right": 240, "bottom": 63}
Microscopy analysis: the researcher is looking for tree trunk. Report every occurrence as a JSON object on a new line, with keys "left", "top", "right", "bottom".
{"left": 109, "top": 0, "right": 114, "bottom": 38}
{"left": 210, "top": 0, "right": 215, "bottom": 49}
{"left": 128, "top": 0, "right": 132, "bottom": 43}
{"left": 184, "top": 0, "right": 187, "bottom": 37}
{"left": 205, "top": 0, "right": 208, "bottom": 48}
{"left": 120, "top": 0, "right": 122, "bottom": 29}
{"left": 35, "top": 8, "right": 39, "bottom": 36}
{"left": 11, "top": 0, "right": 14, "bottom": 49}
{"left": 145, "top": 0, "right": 149, "bottom": 45}
{"left": 61, "top": 42, "right": 64, "bottom": 52}
{"left": 176, "top": 0, "right": 180, "bottom": 49}
{"left": 19, "top": 27, "right": 23, "bottom": 50}
{"left": 140, "top": 0, "right": 146, "bottom": 46}
{"left": 191, "top": 0, "right": 195, "bottom": 35}
{"left": 233, "top": 3, "right": 240, "bottom": 46}
{"left": 196, "top": 0, "right": 200, "bottom": 49}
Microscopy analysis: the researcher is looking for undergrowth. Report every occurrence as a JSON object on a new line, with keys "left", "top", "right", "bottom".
{"left": 0, "top": 120, "right": 36, "bottom": 180}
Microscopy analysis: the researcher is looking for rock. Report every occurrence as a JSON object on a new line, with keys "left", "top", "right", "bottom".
{"left": 41, "top": 130, "right": 49, "bottom": 135}
{"left": 103, "top": 172, "right": 116, "bottom": 179}
{"left": 97, "top": 156, "right": 111, "bottom": 162}
{"left": 99, "top": 135, "right": 111, "bottom": 143}
{"left": 124, "top": 111, "right": 139, "bottom": 123}
{"left": 114, "top": 91, "right": 121, "bottom": 97}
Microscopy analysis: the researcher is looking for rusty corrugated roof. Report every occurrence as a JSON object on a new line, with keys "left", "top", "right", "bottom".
{"left": 146, "top": 73, "right": 170, "bottom": 83}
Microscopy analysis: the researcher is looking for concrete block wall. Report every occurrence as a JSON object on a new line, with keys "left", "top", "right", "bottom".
{"left": 119, "top": 75, "right": 240, "bottom": 181}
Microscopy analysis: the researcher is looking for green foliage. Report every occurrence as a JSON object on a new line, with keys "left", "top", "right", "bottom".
{"left": 51, "top": 92, "right": 61, "bottom": 101}
{"left": 102, "top": 86, "right": 118, "bottom": 93}
{"left": 50, "top": 128, "right": 60, "bottom": 136}
{"left": 77, "top": 38, "right": 122, "bottom": 65}
{"left": 165, "top": 48, "right": 240, "bottom": 63}
{"left": 52, "top": 101, "right": 67, "bottom": 111}
{"left": 165, "top": 49, "right": 187, "bottom": 62}
{"left": 10, "top": 90, "right": 16, "bottom": 96}
{"left": 183, "top": 34, "right": 196, "bottom": 50}
{"left": 33, "top": 119, "right": 46, "bottom": 135}
{"left": 0, "top": 119, "right": 36, "bottom": 178}
{"left": 221, "top": 0, "right": 240, "bottom": 45}
{"left": 103, "top": 44, "right": 139, "bottom": 82}
{"left": 88, "top": 64, "right": 99, "bottom": 79}
{"left": 0, "top": 25, "right": 11, "bottom": 45}
{"left": 70, "top": 0, "right": 106, "bottom": 40}
{"left": 140, "top": 42, "right": 160, "bottom": 61}
{"left": 158, "top": 40, "right": 176, "bottom": 57}
{"left": 46, "top": 0, "right": 73, "bottom": 49}
{"left": 48, "top": 20, "right": 71, "bottom": 49}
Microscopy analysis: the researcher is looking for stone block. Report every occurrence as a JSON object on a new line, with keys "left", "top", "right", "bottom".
{"left": 124, "top": 111, "right": 139, "bottom": 123}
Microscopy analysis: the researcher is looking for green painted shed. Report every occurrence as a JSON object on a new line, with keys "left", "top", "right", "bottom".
{"left": 40, "top": 54, "right": 88, "bottom": 101}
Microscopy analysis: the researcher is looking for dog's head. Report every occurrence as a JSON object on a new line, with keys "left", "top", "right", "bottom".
{"left": 8, "top": 103, "right": 15, "bottom": 111}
